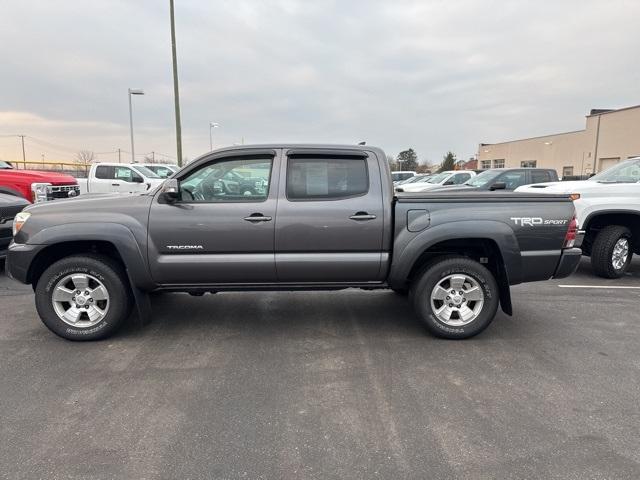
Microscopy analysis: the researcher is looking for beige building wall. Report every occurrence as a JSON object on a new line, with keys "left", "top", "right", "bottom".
{"left": 477, "top": 104, "right": 640, "bottom": 177}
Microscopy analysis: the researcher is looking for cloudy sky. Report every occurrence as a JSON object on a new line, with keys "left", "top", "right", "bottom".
{"left": 1, "top": 0, "right": 639, "bottom": 165}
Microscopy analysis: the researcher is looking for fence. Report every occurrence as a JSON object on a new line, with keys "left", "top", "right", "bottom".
{"left": 10, "top": 161, "right": 91, "bottom": 178}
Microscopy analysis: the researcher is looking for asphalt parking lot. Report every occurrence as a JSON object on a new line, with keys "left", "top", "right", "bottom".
{"left": 1, "top": 257, "right": 639, "bottom": 479}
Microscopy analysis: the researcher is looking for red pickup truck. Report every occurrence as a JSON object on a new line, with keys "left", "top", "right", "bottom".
{"left": 0, "top": 160, "right": 79, "bottom": 203}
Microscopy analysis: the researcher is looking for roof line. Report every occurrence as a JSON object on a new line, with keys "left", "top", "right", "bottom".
{"left": 480, "top": 129, "right": 585, "bottom": 147}
{"left": 586, "top": 103, "right": 640, "bottom": 117}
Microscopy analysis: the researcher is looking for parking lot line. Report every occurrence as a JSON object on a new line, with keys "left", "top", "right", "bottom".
{"left": 558, "top": 284, "right": 640, "bottom": 289}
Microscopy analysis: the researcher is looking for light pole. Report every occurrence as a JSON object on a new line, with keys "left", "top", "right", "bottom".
{"left": 170, "top": 0, "right": 183, "bottom": 166}
{"left": 209, "top": 122, "right": 220, "bottom": 151}
{"left": 128, "top": 88, "right": 144, "bottom": 163}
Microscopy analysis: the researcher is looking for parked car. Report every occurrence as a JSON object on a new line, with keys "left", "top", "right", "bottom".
{"left": 429, "top": 168, "right": 559, "bottom": 193}
{"left": 76, "top": 163, "right": 166, "bottom": 194}
{"left": 138, "top": 163, "right": 179, "bottom": 178}
{"left": 7, "top": 144, "right": 581, "bottom": 341}
{"left": 397, "top": 173, "right": 432, "bottom": 185}
{"left": 0, "top": 192, "right": 29, "bottom": 261}
{"left": 397, "top": 170, "right": 476, "bottom": 192}
{"left": 0, "top": 160, "right": 80, "bottom": 203}
{"left": 391, "top": 171, "right": 416, "bottom": 184}
{"left": 516, "top": 157, "right": 640, "bottom": 278}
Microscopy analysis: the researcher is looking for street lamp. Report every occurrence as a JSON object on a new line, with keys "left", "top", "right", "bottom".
{"left": 128, "top": 88, "right": 145, "bottom": 162}
{"left": 209, "top": 122, "right": 220, "bottom": 151}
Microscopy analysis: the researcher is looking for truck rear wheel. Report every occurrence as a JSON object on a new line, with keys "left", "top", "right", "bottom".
{"left": 410, "top": 257, "right": 499, "bottom": 339}
{"left": 35, "top": 255, "right": 132, "bottom": 341}
{"left": 590, "top": 225, "right": 633, "bottom": 278}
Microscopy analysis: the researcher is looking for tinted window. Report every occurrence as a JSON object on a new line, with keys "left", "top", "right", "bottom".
{"left": 287, "top": 157, "right": 368, "bottom": 200}
{"left": 180, "top": 157, "right": 272, "bottom": 202}
{"left": 500, "top": 171, "right": 528, "bottom": 189}
{"left": 392, "top": 172, "right": 413, "bottom": 182}
{"left": 452, "top": 173, "right": 471, "bottom": 184}
{"left": 531, "top": 170, "right": 552, "bottom": 183}
{"left": 95, "top": 166, "right": 113, "bottom": 179}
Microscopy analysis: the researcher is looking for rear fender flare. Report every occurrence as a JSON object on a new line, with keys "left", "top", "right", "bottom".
{"left": 388, "top": 220, "right": 522, "bottom": 287}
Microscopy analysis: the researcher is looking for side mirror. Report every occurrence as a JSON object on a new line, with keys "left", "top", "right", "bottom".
{"left": 489, "top": 182, "right": 507, "bottom": 191}
{"left": 443, "top": 180, "right": 455, "bottom": 186}
{"left": 132, "top": 175, "right": 144, "bottom": 183}
{"left": 160, "top": 178, "right": 180, "bottom": 203}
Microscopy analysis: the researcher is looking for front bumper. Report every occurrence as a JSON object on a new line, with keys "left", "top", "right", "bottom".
{"left": 5, "top": 242, "right": 45, "bottom": 284}
{"left": 552, "top": 247, "right": 583, "bottom": 279}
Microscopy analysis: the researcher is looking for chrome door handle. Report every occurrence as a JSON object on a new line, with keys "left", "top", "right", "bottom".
{"left": 244, "top": 214, "right": 272, "bottom": 222}
{"left": 349, "top": 212, "right": 377, "bottom": 221}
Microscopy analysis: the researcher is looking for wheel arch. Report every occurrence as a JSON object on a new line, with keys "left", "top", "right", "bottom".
{"left": 582, "top": 210, "right": 640, "bottom": 255}
{"left": 24, "top": 223, "right": 154, "bottom": 290}
{"left": 389, "top": 222, "right": 518, "bottom": 315}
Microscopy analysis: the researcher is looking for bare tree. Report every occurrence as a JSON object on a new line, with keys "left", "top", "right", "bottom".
{"left": 76, "top": 150, "right": 95, "bottom": 164}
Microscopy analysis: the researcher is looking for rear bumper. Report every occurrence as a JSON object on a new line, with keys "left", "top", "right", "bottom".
{"left": 573, "top": 230, "right": 585, "bottom": 249}
{"left": 552, "top": 247, "right": 582, "bottom": 279}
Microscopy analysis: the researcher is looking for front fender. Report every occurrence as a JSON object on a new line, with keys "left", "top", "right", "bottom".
{"left": 22, "top": 222, "right": 153, "bottom": 290}
{"left": 388, "top": 220, "right": 522, "bottom": 286}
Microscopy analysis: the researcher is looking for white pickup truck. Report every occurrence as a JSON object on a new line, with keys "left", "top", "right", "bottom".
{"left": 517, "top": 157, "right": 640, "bottom": 278}
{"left": 77, "top": 163, "right": 165, "bottom": 195}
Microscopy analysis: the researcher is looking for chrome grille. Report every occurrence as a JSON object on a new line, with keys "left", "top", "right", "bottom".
{"left": 46, "top": 185, "right": 80, "bottom": 200}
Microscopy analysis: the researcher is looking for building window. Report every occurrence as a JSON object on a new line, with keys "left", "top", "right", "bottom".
{"left": 493, "top": 159, "right": 505, "bottom": 168}
{"left": 562, "top": 166, "right": 574, "bottom": 177}
{"left": 521, "top": 160, "right": 537, "bottom": 168}
{"left": 480, "top": 160, "right": 491, "bottom": 170}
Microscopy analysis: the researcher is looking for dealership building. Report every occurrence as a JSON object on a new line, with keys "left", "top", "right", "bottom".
{"left": 477, "top": 104, "right": 640, "bottom": 177}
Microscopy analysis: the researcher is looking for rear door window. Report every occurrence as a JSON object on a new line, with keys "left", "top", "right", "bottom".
{"left": 95, "top": 166, "right": 114, "bottom": 179}
{"left": 287, "top": 157, "right": 368, "bottom": 200}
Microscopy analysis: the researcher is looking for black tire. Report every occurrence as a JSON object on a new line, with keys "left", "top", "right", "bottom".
{"left": 410, "top": 256, "right": 499, "bottom": 339}
{"left": 590, "top": 225, "right": 633, "bottom": 279}
{"left": 35, "top": 255, "right": 132, "bottom": 341}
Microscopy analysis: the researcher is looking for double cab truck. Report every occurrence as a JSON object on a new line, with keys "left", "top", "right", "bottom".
{"left": 7, "top": 144, "right": 581, "bottom": 341}
{"left": 0, "top": 160, "right": 80, "bottom": 203}
{"left": 517, "top": 157, "right": 640, "bottom": 278}
{"left": 77, "top": 162, "right": 165, "bottom": 195}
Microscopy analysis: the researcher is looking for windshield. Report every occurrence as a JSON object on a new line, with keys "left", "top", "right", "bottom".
{"left": 589, "top": 159, "right": 640, "bottom": 183}
{"left": 426, "top": 172, "right": 450, "bottom": 184}
{"left": 401, "top": 174, "right": 428, "bottom": 184}
{"left": 131, "top": 165, "right": 161, "bottom": 178}
{"left": 465, "top": 169, "right": 503, "bottom": 187}
{"left": 146, "top": 165, "right": 176, "bottom": 178}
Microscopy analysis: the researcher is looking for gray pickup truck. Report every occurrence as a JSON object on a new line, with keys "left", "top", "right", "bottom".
{"left": 7, "top": 144, "right": 581, "bottom": 341}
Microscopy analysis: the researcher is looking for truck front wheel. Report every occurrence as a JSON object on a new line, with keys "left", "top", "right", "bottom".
{"left": 590, "top": 225, "right": 633, "bottom": 278}
{"left": 410, "top": 257, "right": 499, "bottom": 339}
{"left": 35, "top": 255, "right": 132, "bottom": 341}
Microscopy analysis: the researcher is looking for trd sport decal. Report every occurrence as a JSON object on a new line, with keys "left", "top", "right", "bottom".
{"left": 510, "top": 217, "right": 568, "bottom": 226}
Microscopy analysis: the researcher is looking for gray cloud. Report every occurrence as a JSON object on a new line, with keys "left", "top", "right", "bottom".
{"left": 1, "top": 0, "right": 639, "bottom": 164}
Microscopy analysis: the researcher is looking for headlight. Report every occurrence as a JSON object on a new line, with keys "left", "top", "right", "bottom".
{"left": 31, "top": 183, "right": 50, "bottom": 203}
{"left": 13, "top": 211, "right": 31, "bottom": 237}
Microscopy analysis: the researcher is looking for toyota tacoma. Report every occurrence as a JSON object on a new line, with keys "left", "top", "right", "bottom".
{"left": 7, "top": 144, "right": 581, "bottom": 341}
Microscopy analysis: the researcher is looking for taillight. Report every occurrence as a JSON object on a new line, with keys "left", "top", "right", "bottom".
{"left": 564, "top": 215, "right": 578, "bottom": 248}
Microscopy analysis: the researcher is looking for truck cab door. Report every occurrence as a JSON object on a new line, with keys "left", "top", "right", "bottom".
{"left": 113, "top": 166, "right": 146, "bottom": 193}
{"left": 274, "top": 149, "right": 385, "bottom": 282}
{"left": 147, "top": 150, "right": 280, "bottom": 285}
